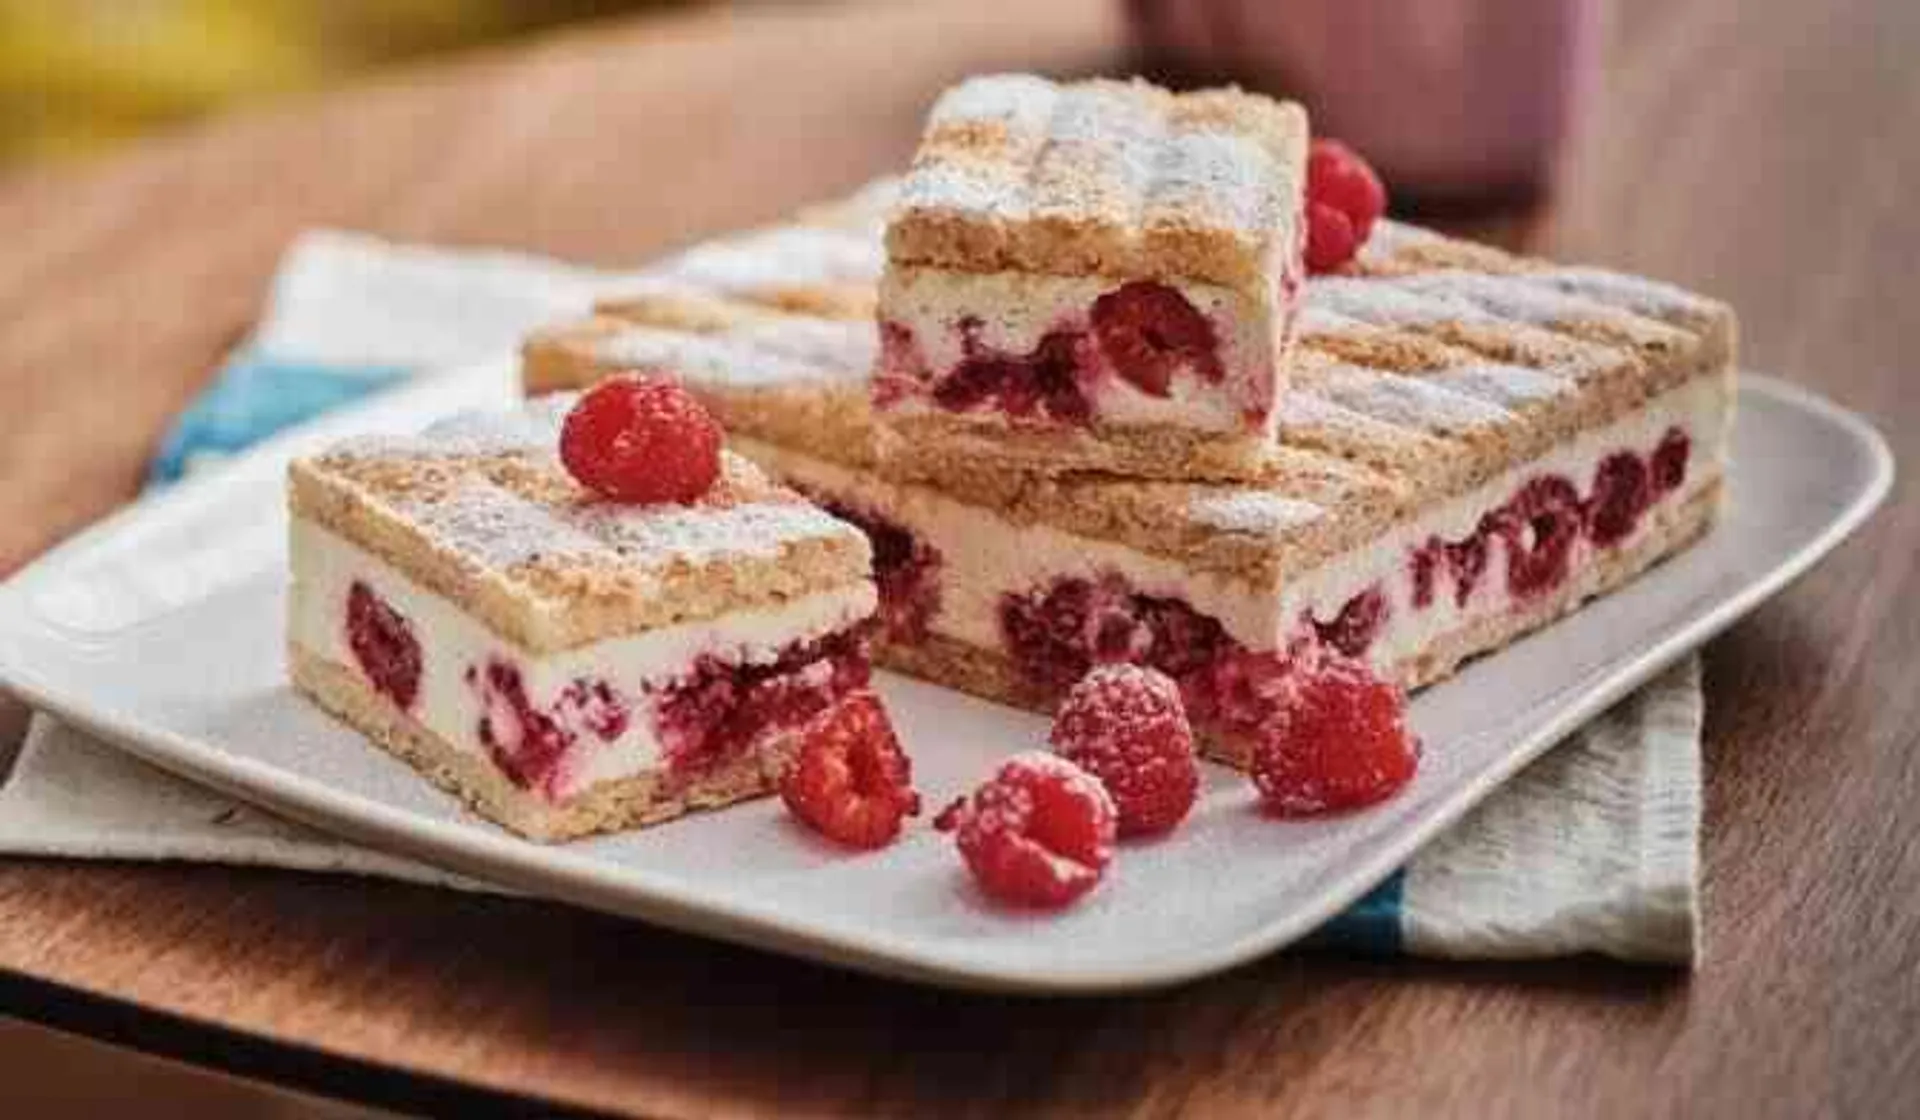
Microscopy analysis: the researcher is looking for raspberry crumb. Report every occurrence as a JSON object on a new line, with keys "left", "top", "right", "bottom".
{"left": 779, "top": 691, "right": 920, "bottom": 850}
{"left": 1050, "top": 665, "right": 1198, "bottom": 837}
{"left": 559, "top": 374, "right": 723, "bottom": 504}
{"left": 1249, "top": 656, "right": 1420, "bottom": 816}
{"left": 935, "top": 752, "right": 1117, "bottom": 909}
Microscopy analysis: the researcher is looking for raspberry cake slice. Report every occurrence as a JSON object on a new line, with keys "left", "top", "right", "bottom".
{"left": 521, "top": 191, "right": 1737, "bottom": 767}
{"left": 874, "top": 74, "right": 1309, "bottom": 482}
{"left": 286, "top": 398, "right": 876, "bottom": 841}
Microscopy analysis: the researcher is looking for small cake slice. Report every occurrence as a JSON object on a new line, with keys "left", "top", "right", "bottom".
{"left": 874, "top": 74, "right": 1309, "bottom": 482}
{"left": 286, "top": 397, "right": 876, "bottom": 841}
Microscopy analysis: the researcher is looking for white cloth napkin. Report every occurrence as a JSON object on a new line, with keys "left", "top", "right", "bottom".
{"left": 0, "top": 230, "right": 1703, "bottom": 963}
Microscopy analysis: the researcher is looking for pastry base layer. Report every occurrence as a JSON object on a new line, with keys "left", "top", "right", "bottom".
{"left": 290, "top": 645, "right": 793, "bottom": 842}
{"left": 873, "top": 410, "right": 1274, "bottom": 485}
{"left": 871, "top": 481, "right": 1721, "bottom": 768}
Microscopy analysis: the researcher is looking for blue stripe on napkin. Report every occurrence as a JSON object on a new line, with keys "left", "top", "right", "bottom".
{"left": 1302, "top": 870, "right": 1405, "bottom": 955}
{"left": 148, "top": 351, "right": 406, "bottom": 487}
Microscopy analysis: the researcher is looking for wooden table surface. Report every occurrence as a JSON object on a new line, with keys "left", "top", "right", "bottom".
{"left": 3, "top": 0, "right": 1917, "bottom": 1115}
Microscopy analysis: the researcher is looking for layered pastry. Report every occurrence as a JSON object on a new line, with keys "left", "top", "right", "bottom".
{"left": 872, "top": 74, "right": 1309, "bottom": 482}
{"left": 593, "top": 177, "right": 894, "bottom": 323}
{"left": 524, "top": 204, "right": 1736, "bottom": 764}
{"left": 286, "top": 398, "right": 877, "bottom": 841}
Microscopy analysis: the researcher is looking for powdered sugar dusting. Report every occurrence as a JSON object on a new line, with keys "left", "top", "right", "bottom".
{"left": 1294, "top": 304, "right": 1370, "bottom": 337}
{"left": 1146, "top": 129, "right": 1278, "bottom": 239}
{"left": 1393, "top": 272, "right": 1622, "bottom": 328}
{"left": 1523, "top": 267, "right": 1718, "bottom": 321}
{"left": 1000, "top": 751, "right": 1116, "bottom": 818}
{"left": 1306, "top": 276, "right": 1496, "bottom": 327}
{"left": 402, "top": 479, "right": 612, "bottom": 571}
{"left": 1358, "top": 219, "right": 1448, "bottom": 263}
{"left": 595, "top": 318, "right": 872, "bottom": 390}
{"left": 561, "top": 498, "right": 850, "bottom": 566}
{"left": 1319, "top": 367, "right": 1515, "bottom": 432}
{"left": 596, "top": 329, "right": 817, "bottom": 388}
{"left": 900, "top": 74, "right": 1298, "bottom": 259}
{"left": 737, "top": 317, "right": 877, "bottom": 372}
{"left": 928, "top": 72, "right": 1060, "bottom": 131}
{"left": 334, "top": 396, "right": 572, "bottom": 460}
{"left": 1425, "top": 363, "right": 1574, "bottom": 407}
{"left": 634, "top": 225, "right": 885, "bottom": 294}
{"left": 1187, "top": 490, "right": 1326, "bottom": 535}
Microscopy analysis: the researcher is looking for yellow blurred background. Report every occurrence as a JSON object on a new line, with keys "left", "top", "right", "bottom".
{"left": 0, "top": 0, "right": 680, "bottom": 164}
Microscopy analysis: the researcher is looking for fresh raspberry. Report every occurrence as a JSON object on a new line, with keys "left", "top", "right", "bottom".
{"left": 1305, "top": 139, "right": 1387, "bottom": 273}
{"left": 559, "top": 375, "right": 723, "bottom": 504}
{"left": 934, "top": 752, "right": 1117, "bottom": 908}
{"left": 1305, "top": 200, "right": 1361, "bottom": 274}
{"left": 1250, "top": 656, "right": 1419, "bottom": 816}
{"left": 779, "top": 691, "right": 920, "bottom": 849}
{"left": 1308, "top": 139, "right": 1388, "bottom": 241}
{"left": 1090, "top": 281, "right": 1224, "bottom": 397}
{"left": 1050, "top": 665, "right": 1198, "bottom": 837}
{"left": 346, "top": 581, "right": 421, "bottom": 711}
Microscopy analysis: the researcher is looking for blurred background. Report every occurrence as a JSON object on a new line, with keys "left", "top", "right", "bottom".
{"left": 2, "top": 0, "right": 1592, "bottom": 205}
{"left": 0, "top": 0, "right": 678, "bottom": 164}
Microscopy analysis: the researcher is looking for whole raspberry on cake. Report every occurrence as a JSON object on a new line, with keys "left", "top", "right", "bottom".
{"left": 559, "top": 374, "right": 723, "bottom": 503}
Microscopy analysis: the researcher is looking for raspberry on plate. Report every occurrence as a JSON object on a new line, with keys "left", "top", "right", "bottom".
{"left": 560, "top": 374, "right": 723, "bottom": 504}
{"left": 1249, "top": 656, "right": 1420, "bottom": 816}
{"left": 1049, "top": 664, "right": 1198, "bottom": 837}
{"left": 1305, "top": 139, "right": 1388, "bottom": 273}
{"left": 934, "top": 752, "right": 1117, "bottom": 909}
{"left": 779, "top": 690, "right": 920, "bottom": 850}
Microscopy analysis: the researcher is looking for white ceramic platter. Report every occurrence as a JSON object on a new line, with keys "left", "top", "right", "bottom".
{"left": 0, "top": 365, "right": 1891, "bottom": 993}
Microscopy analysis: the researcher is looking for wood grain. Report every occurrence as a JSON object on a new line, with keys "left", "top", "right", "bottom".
{"left": 3, "top": 0, "right": 1918, "bottom": 1116}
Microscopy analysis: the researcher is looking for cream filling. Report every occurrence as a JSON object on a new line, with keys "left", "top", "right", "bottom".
{"left": 287, "top": 520, "right": 876, "bottom": 799}
{"left": 742, "top": 374, "right": 1724, "bottom": 670}
{"left": 876, "top": 265, "right": 1282, "bottom": 429}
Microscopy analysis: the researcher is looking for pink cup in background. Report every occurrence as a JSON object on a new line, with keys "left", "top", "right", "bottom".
{"left": 1126, "top": 0, "right": 1601, "bottom": 200}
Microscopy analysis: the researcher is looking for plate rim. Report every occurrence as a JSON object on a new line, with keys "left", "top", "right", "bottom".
{"left": 0, "top": 372, "right": 1895, "bottom": 994}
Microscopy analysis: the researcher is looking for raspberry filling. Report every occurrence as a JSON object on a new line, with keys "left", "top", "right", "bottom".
{"left": 1089, "top": 281, "right": 1225, "bottom": 397}
{"left": 996, "top": 428, "right": 1696, "bottom": 706}
{"left": 1404, "top": 427, "right": 1693, "bottom": 611}
{"left": 932, "top": 322, "right": 1092, "bottom": 425}
{"left": 346, "top": 582, "right": 422, "bottom": 711}
{"left": 457, "top": 629, "right": 868, "bottom": 801}
{"left": 999, "top": 575, "right": 1233, "bottom": 697}
{"left": 879, "top": 282, "right": 1231, "bottom": 428}
{"left": 467, "top": 660, "right": 614, "bottom": 798}
{"left": 813, "top": 496, "right": 943, "bottom": 642}
{"left": 1310, "top": 585, "right": 1389, "bottom": 659}
{"left": 649, "top": 629, "right": 870, "bottom": 777}
{"left": 1493, "top": 476, "right": 1585, "bottom": 597}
